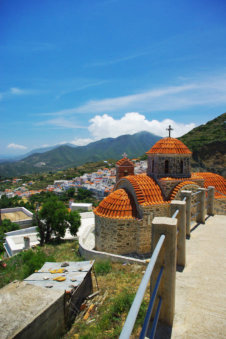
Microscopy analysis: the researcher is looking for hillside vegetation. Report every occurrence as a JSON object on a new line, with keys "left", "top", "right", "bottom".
{"left": 179, "top": 113, "right": 226, "bottom": 175}
{"left": 0, "top": 131, "right": 160, "bottom": 177}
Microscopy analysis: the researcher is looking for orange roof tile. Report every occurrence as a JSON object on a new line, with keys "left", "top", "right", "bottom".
{"left": 94, "top": 189, "right": 137, "bottom": 219}
{"left": 160, "top": 173, "right": 203, "bottom": 182}
{"left": 146, "top": 137, "right": 192, "bottom": 155}
{"left": 195, "top": 172, "right": 226, "bottom": 198}
{"left": 122, "top": 174, "right": 165, "bottom": 206}
{"left": 116, "top": 157, "right": 134, "bottom": 166}
{"left": 170, "top": 181, "right": 197, "bottom": 200}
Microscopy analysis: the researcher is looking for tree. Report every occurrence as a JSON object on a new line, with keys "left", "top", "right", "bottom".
{"left": 67, "top": 187, "right": 75, "bottom": 198}
{"left": 77, "top": 188, "right": 93, "bottom": 201}
{"left": 34, "top": 196, "right": 81, "bottom": 245}
{"left": 67, "top": 211, "right": 81, "bottom": 236}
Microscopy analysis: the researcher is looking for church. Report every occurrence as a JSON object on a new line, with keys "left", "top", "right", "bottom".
{"left": 94, "top": 127, "right": 226, "bottom": 256}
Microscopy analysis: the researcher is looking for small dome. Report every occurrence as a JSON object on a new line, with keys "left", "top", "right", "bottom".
{"left": 195, "top": 172, "right": 226, "bottom": 198}
{"left": 94, "top": 189, "right": 137, "bottom": 219}
{"left": 117, "top": 174, "right": 165, "bottom": 205}
{"left": 146, "top": 137, "right": 192, "bottom": 155}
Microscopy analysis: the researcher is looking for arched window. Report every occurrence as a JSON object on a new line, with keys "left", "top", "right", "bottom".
{"left": 165, "top": 160, "right": 169, "bottom": 174}
{"left": 152, "top": 159, "right": 154, "bottom": 173}
{"left": 180, "top": 160, "right": 183, "bottom": 174}
{"left": 123, "top": 170, "right": 128, "bottom": 177}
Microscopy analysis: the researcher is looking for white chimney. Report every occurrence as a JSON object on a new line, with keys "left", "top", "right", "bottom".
{"left": 24, "top": 236, "right": 30, "bottom": 249}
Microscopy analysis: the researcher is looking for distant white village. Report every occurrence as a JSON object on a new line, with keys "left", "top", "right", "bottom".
{"left": 0, "top": 160, "right": 147, "bottom": 200}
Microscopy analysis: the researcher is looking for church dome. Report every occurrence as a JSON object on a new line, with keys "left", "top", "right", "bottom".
{"left": 195, "top": 172, "right": 226, "bottom": 198}
{"left": 94, "top": 189, "right": 137, "bottom": 219}
{"left": 146, "top": 137, "right": 192, "bottom": 155}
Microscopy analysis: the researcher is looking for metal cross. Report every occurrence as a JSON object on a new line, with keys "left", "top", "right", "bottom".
{"left": 122, "top": 152, "right": 127, "bottom": 158}
{"left": 166, "top": 125, "right": 173, "bottom": 137}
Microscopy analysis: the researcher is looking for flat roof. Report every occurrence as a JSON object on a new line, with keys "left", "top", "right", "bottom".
{"left": 24, "top": 261, "right": 94, "bottom": 292}
{"left": 2, "top": 211, "right": 31, "bottom": 222}
{"left": 71, "top": 203, "right": 92, "bottom": 207}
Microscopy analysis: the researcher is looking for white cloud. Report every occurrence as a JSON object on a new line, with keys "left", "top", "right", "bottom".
{"left": 40, "top": 73, "right": 226, "bottom": 116}
{"left": 0, "top": 87, "right": 39, "bottom": 101}
{"left": 7, "top": 143, "right": 27, "bottom": 150}
{"left": 88, "top": 112, "right": 195, "bottom": 138}
{"left": 70, "top": 138, "right": 94, "bottom": 146}
{"left": 36, "top": 118, "right": 85, "bottom": 129}
{"left": 10, "top": 87, "right": 25, "bottom": 95}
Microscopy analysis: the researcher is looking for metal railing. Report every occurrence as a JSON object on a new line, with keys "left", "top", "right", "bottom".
{"left": 119, "top": 235, "right": 165, "bottom": 339}
{"left": 120, "top": 186, "right": 220, "bottom": 338}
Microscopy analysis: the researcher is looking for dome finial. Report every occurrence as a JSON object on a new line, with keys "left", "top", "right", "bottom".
{"left": 122, "top": 152, "right": 127, "bottom": 158}
{"left": 166, "top": 124, "right": 173, "bottom": 137}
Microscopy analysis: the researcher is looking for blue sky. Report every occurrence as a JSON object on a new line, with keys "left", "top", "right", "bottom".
{"left": 1, "top": 0, "right": 226, "bottom": 155}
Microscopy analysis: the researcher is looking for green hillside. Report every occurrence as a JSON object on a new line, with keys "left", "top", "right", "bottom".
{"left": 179, "top": 113, "right": 226, "bottom": 175}
{"left": 0, "top": 131, "right": 160, "bottom": 177}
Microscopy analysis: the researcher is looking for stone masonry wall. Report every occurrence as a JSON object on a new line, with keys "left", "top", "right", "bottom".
{"left": 214, "top": 198, "right": 226, "bottom": 215}
{"left": 159, "top": 179, "right": 204, "bottom": 200}
{"left": 95, "top": 202, "right": 170, "bottom": 256}
{"left": 139, "top": 203, "right": 170, "bottom": 253}
{"left": 147, "top": 155, "right": 191, "bottom": 178}
{"left": 95, "top": 215, "right": 140, "bottom": 255}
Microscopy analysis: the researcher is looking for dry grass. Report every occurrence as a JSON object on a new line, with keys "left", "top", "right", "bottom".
{"left": 64, "top": 261, "right": 149, "bottom": 339}
{"left": 0, "top": 241, "right": 149, "bottom": 338}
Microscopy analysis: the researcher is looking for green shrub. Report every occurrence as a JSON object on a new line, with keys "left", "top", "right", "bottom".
{"left": 0, "top": 247, "right": 55, "bottom": 288}
{"left": 94, "top": 260, "right": 112, "bottom": 275}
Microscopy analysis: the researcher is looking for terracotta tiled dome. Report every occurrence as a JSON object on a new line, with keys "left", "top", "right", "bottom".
{"left": 170, "top": 181, "right": 197, "bottom": 200}
{"left": 94, "top": 189, "right": 137, "bottom": 219}
{"left": 118, "top": 174, "right": 165, "bottom": 206}
{"left": 146, "top": 137, "right": 192, "bottom": 155}
{"left": 195, "top": 172, "right": 226, "bottom": 198}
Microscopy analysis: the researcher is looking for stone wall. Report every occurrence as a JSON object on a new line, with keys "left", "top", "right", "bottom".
{"left": 140, "top": 203, "right": 170, "bottom": 253}
{"left": 95, "top": 202, "right": 170, "bottom": 256}
{"left": 159, "top": 179, "right": 204, "bottom": 200}
{"left": 214, "top": 198, "right": 226, "bottom": 215}
{"left": 95, "top": 215, "right": 141, "bottom": 255}
{"left": 147, "top": 154, "right": 191, "bottom": 179}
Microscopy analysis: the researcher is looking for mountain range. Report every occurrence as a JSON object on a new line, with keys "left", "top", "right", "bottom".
{"left": 0, "top": 131, "right": 160, "bottom": 177}
{"left": 0, "top": 113, "right": 225, "bottom": 178}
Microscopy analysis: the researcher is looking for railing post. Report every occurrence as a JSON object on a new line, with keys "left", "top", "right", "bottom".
{"left": 196, "top": 188, "right": 206, "bottom": 224}
{"left": 151, "top": 217, "right": 177, "bottom": 326}
{"left": 207, "top": 186, "right": 215, "bottom": 216}
{"left": 170, "top": 200, "right": 186, "bottom": 267}
{"left": 181, "top": 190, "right": 192, "bottom": 238}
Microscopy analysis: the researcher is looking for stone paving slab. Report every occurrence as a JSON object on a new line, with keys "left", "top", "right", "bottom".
{"left": 171, "top": 215, "right": 226, "bottom": 339}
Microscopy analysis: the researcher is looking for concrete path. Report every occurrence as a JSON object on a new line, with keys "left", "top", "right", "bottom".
{"left": 171, "top": 215, "right": 226, "bottom": 339}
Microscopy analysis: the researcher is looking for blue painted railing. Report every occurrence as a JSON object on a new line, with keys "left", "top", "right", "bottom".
{"left": 119, "top": 235, "right": 165, "bottom": 339}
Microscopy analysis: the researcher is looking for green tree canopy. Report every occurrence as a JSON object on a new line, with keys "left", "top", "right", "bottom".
{"left": 77, "top": 188, "right": 93, "bottom": 201}
{"left": 34, "top": 196, "right": 81, "bottom": 245}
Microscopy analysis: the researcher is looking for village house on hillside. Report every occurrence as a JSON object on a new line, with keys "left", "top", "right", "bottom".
{"left": 94, "top": 129, "right": 226, "bottom": 256}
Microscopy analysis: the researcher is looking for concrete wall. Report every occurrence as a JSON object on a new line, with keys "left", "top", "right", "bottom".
{"left": 14, "top": 293, "right": 65, "bottom": 339}
{"left": 1, "top": 207, "right": 33, "bottom": 228}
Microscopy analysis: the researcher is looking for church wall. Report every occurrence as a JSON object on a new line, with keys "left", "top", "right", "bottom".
{"left": 138, "top": 203, "right": 170, "bottom": 254}
{"left": 95, "top": 215, "right": 140, "bottom": 255}
{"left": 95, "top": 202, "right": 170, "bottom": 256}
{"left": 160, "top": 179, "right": 204, "bottom": 200}
{"left": 147, "top": 155, "right": 191, "bottom": 178}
